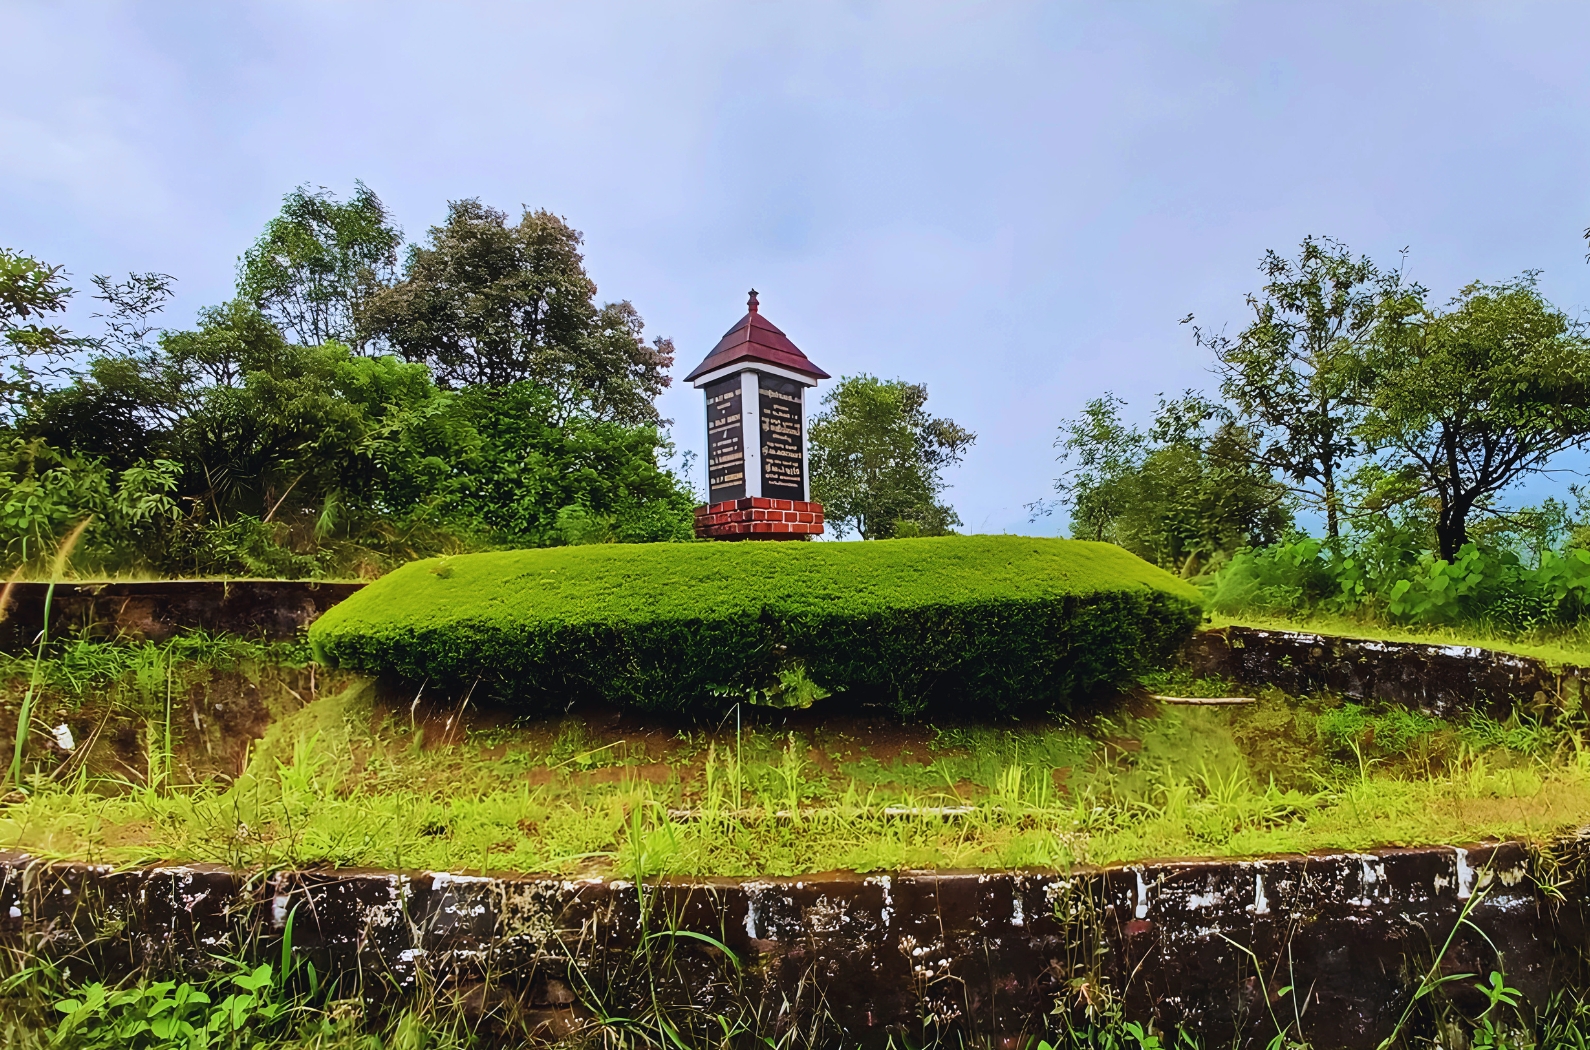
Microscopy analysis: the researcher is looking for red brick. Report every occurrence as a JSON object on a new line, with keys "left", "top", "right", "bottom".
{"left": 773, "top": 522, "right": 791, "bottom": 532}
{"left": 750, "top": 522, "right": 772, "bottom": 533}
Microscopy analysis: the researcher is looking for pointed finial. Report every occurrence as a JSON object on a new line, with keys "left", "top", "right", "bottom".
{"left": 747, "top": 288, "right": 759, "bottom": 313}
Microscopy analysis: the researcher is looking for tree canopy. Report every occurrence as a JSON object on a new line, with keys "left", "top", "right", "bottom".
{"left": 809, "top": 375, "right": 974, "bottom": 540}
{"left": 239, "top": 182, "right": 401, "bottom": 350}
{"left": 0, "top": 186, "right": 695, "bottom": 578}
{"left": 1049, "top": 392, "right": 1290, "bottom": 574}
{"left": 0, "top": 248, "right": 82, "bottom": 420}
{"left": 361, "top": 200, "right": 673, "bottom": 423}
{"left": 1200, "top": 236, "right": 1391, "bottom": 538}
{"left": 1362, "top": 276, "right": 1590, "bottom": 559}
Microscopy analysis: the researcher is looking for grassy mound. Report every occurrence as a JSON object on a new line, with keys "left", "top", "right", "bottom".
{"left": 309, "top": 535, "right": 1203, "bottom": 718}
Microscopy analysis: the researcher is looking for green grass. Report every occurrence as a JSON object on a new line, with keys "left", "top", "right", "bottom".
{"left": 310, "top": 535, "right": 1203, "bottom": 719}
{"left": 1210, "top": 611, "right": 1590, "bottom": 668}
{"left": 6, "top": 675, "right": 1588, "bottom": 879}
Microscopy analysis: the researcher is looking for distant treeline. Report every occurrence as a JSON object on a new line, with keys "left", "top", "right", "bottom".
{"left": 0, "top": 187, "right": 697, "bottom": 578}
{"left": 1042, "top": 235, "right": 1590, "bottom": 632}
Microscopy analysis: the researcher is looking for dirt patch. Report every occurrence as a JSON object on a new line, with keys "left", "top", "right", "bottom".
{"left": 0, "top": 661, "right": 357, "bottom": 787}
{"left": 573, "top": 764, "right": 674, "bottom": 787}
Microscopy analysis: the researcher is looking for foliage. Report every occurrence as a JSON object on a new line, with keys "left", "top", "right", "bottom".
{"left": 0, "top": 249, "right": 83, "bottom": 421}
{"left": 0, "top": 630, "right": 310, "bottom": 699}
{"left": 1207, "top": 530, "right": 1590, "bottom": 632}
{"left": 238, "top": 182, "right": 402, "bottom": 350}
{"left": 1047, "top": 392, "right": 1290, "bottom": 574}
{"left": 0, "top": 439, "right": 179, "bottom": 572}
{"left": 52, "top": 964, "right": 288, "bottom": 1050}
{"left": 1363, "top": 275, "right": 1590, "bottom": 559}
{"left": 0, "top": 183, "right": 701, "bottom": 578}
{"left": 309, "top": 536, "right": 1203, "bottom": 719}
{"left": 808, "top": 374, "right": 975, "bottom": 539}
{"left": 1066, "top": 241, "right": 1590, "bottom": 636}
{"left": 361, "top": 199, "right": 674, "bottom": 423}
{"left": 1197, "top": 236, "right": 1393, "bottom": 538}
{"left": 377, "top": 381, "right": 697, "bottom": 549}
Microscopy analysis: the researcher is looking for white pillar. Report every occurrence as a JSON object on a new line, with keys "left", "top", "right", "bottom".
{"left": 740, "top": 369, "right": 762, "bottom": 499}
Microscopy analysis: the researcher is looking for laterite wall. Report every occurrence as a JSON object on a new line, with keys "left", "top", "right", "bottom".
{"left": 2, "top": 840, "right": 1584, "bottom": 1048}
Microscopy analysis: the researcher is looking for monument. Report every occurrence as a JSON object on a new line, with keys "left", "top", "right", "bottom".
{"left": 685, "top": 291, "right": 829, "bottom": 539}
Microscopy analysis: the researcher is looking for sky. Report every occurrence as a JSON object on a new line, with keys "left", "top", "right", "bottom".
{"left": 5, "top": 1, "right": 1590, "bottom": 535}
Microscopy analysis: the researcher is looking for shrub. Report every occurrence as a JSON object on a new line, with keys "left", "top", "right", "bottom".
{"left": 310, "top": 535, "right": 1203, "bottom": 719}
{"left": 1207, "top": 534, "right": 1590, "bottom": 631}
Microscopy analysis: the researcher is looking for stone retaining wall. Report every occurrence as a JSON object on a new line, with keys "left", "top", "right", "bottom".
{"left": 4, "top": 840, "right": 1585, "bottom": 1048}
{"left": 1180, "top": 625, "right": 1589, "bottom": 718}
{"left": 0, "top": 580, "right": 365, "bottom": 649}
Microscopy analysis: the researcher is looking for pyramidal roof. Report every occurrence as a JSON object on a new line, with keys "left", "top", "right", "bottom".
{"left": 683, "top": 291, "right": 831, "bottom": 384}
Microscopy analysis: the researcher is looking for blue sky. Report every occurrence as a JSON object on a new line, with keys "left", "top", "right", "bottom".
{"left": 5, "top": 2, "right": 1590, "bottom": 534}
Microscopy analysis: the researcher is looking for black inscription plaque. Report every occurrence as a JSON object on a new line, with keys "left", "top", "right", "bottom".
{"left": 759, "top": 376, "right": 806, "bottom": 501}
{"left": 705, "top": 377, "right": 746, "bottom": 501}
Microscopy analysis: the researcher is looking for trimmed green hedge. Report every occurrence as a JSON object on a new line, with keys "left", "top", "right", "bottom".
{"left": 309, "top": 535, "right": 1203, "bottom": 719}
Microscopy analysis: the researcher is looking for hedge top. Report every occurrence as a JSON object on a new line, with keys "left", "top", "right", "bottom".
{"left": 311, "top": 535, "right": 1201, "bottom": 642}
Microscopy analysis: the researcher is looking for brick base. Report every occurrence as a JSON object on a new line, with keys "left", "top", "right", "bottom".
{"left": 694, "top": 498, "right": 825, "bottom": 540}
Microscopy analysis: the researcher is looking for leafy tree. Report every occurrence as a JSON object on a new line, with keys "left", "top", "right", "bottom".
{"left": 0, "top": 249, "right": 83, "bottom": 420}
{"left": 361, "top": 200, "right": 673, "bottom": 422}
{"left": 23, "top": 273, "right": 182, "bottom": 471}
{"left": 161, "top": 301, "right": 434, "bottom": 527}
{"left": 22, "top": 354, "right": 174, "bottom": 472}
{"left": 0, "top": 191, "right": 695, "bottom": 577}
{"left": 1048, "top": 394, "right": 1148, "bottom": 542}
{"left": 1196, "top": 236, "right": 1393, "bottom": 538}
{"left": 1049, "top": 392, "right": 1291, "bottom": 574}
{"left": 238, "top": 182, "right": 401, "bottom": 349}
{"left": 380, "top": 382, "right": 696, "bottom": 548}
{"left": 0, "top": 249, "right": 75, "bottom": 353}
{"left": 809, "top": 375, "right": 974, "bottom": 539}
{"left": 1361, "top": 275, "right": 1590, "bottom": 560}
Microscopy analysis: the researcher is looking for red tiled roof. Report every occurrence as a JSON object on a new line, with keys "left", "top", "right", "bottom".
{"left": 683, "top": 291, "right": 830, "bottom": 383}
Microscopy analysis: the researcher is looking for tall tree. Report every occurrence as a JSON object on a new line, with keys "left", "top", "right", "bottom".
{"left": 238, "top": 182, "right": 402, "bottom": 349}
{"left": 808, "top": 375, "right": 975, "bottom": 540}
{"left": 1362, "top": 275, "right": 1590, "bottom": 560}
{"left": 1198, "top": 236, "right": 1392, "bottom": 538}
{"left": 1048, "top": 392, "right": 1290, "bottom": 573}
{"left": 1046, "top": 393, "right": 1147, "bottom": 542}
{"left": 361, "top": 200, "right": 673, "bottom": 423}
